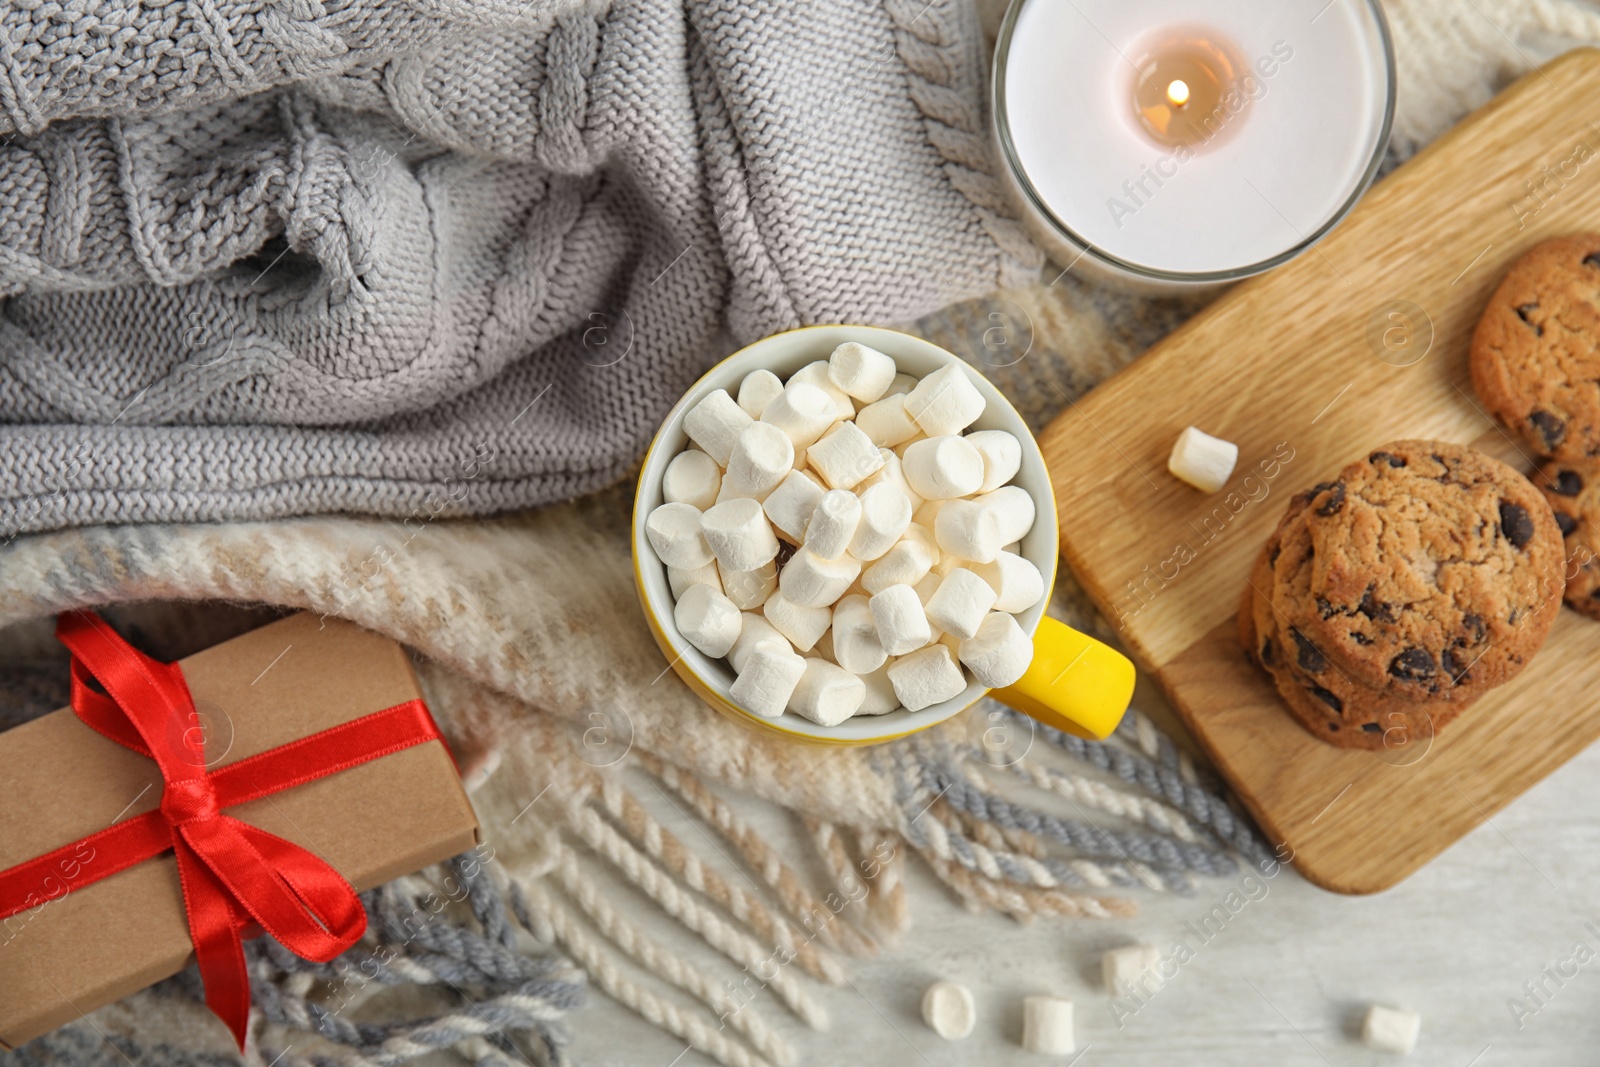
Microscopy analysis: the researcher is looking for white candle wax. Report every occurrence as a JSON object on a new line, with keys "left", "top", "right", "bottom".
{"left": 998, "top": 0, "right": 1391, "bottom": 280}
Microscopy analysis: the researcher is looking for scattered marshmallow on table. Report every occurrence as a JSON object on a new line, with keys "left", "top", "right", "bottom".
{"left": 850, "top": 482, "right": 913, "bottom": 561}
{"left": 958, "top": 612, "right": 1032, "bottom": 688}
{"left": 663, "top": 450, "right": 722, "bottom": 511}
{"left": 1021, "top": 996, "right": 1075, "bottom": 1056}
{"left": 763, "top": 469, "right": 826, "bottom": 542}
{"left": 730, "top": 645, "right": 808, "bottom": 718}
{"left": 888, "top": 644, "right": 967, "bottom": 711}
{"left": 920, "top": 980, "right": 976, "bottom": 1040}
{"left": 808, "top": 421, "right": 885, "bottom": 490}
{"left": 683, "top": 389, "right": 752, "bottom": 466}
{"left": 1362, "top": 1004, "right": 1420, "bottom": 1055}
{"left": 828, "top": 342, "right": 898, "bottom": 402}
{"left": 729, "top": 613, "right": 790, "bottom": 673}
{"left": 673, "top": 583, "right": 742, "bottom": 658}
{"left": 762, "top": 590, "right": 832, "bottom": 652}
{"left": 924, "top": 568, "right": 998, "bottom": 640}
{"left": 762, "top": 381, "right": 837, "bottom": 450}
{"left": 902, "top": 435, "right": 984, "bottom": 500}
{"left": 646, "top": 502, "right": 714, "bottom": 569}
{"left": 973, "top": 552, "right": 1044, "bottom": 614}
{"left": 736, "top": 368, "right": 784, "bottom": 419}
{"left": 721, "top": 422, "right": 794, "bottom": 501}
{"left": 720, "top": 559, "right": 777, "bottom": 610}
{"left": 831, "top": 595, "right": 888, "bottom": 675}
{"left": 667, "top": 561, "right": 722, "bottom": 599}
{"left": 788, "top": 658, "right": 866, "bottom": 725}
{"left": 700, "top": 497, "right": 780, "bottom": 572}
{"left": 805, "top": 489, "right": 862, "bottom": 560}
{"left": 966, "top": 429, "right": 1023, "bottom": 494}
{"left": 1102, "top": 944, "right": 1162, "bottom": 998}
{"left": 779, "top": 547, "right": 860, "bottom": 608}
{"left": 870, "top": 584, "right": 933, "bottom": 656}
{"left": 904, "top": 363, "right": 986, "bottom": 436}
{"left": 1167, "top": 425, "right": 1238, "bottom": 493}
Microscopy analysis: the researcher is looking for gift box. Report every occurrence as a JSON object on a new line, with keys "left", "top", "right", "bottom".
{"left": 0, "top": 611, "right": 480, "bottom": 1050}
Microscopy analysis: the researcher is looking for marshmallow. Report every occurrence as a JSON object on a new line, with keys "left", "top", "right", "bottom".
{"left": 646, "top": 502, "right": 715, "bottom": 569}
{"left": 904, "top": 364, "right": 986, "bottom": 437}
{"left": 1021, "top": 996, "right": 1074, "bottom": 1056}
{"left": 913, "top": 498, "right": 946, "bottom": 529}
{"left": 720, "top": 559, "right": 777, "bottom": 610}
{"left": 965, "top": 429, "right": 1022, "bottom": 493}
{"left": 788, "top": 659, "right": 866, "bottom": 725}
{"left": 763, "top": 469, "right": 826, "bottom": 542}
{"left": 730, "top": 646, "right": 808, "bottom": 718}
{"left": 869, "top": 584, "right": 933, "bottom": 656}
{"left": 763, "top": 590, "right": 832, "bottom": 652}
{"left": 807, "top": 421, "right": 885, "bottom": 490}
{"left": 805, "top": 489, "right": 862, "bottom": 560}
{"left": 854, "top": 393, "right": 921, "bottom": 448}
{"left": 663, "top": 450, "right": 722, "bottom": 511}
{"left": 977, "top": 485, "right": 1037, "bottom": 546}
{"left": 924, "top": 568, "right": 998, "bottom": 640}
{"left": 701, "top": 497, "right": 780, "bottom": 572}
{"left": 902, "top": 436, "right": 984, "bottom": 500}
{"left": 933, "top": 499, "right": 1005, "bottom": 565}
{"left": 891, "top": 432, "right": 928, "bottom": 458}
{"left": 761, "top": 381, "right": 838, "bottom": 450}
{"left": 857, "top": 663, "right": 900, "bottom": 714}
{"left": 920, "top": 980, "right": 976, "bottom": 1040}
{"left": 849, "top": 482, "right": 913, "bottom": 561}
{"left": 974, "top": 552, "right": 1045, "bottom": 614}
{"left": 1167, "top": 425, "right": 1238, "bottom": 493}
{"left": 790, "top": 360, "right": 856, "bottom": 420}
{"left": 683, "top": 389, "right": 753, "bottom": 466}
{"left": 831, "top": 594, "right": 888, "bottom": 675}
{"left": 1102, "top": 945, "right": 1162, "bottom": 998}
{"left": 779, "top": 546, "right": 861, "bottom": 608}
{"left": 1361, "top": 1005, "right": 1421, "bottom": 1055}
{"left": 858, "top": 449, "right": 924, "bottom": 512}
{"left": 729, "top": 613, "right": 791, "bottom": 673}
{"left": 958, "top": 612, "right": 1032, "bottom": 688}
{"left": 674, "top": 583, "right": 742, "bottom": 658}
{"left": 886, "top": 372, "right": 918, "bottom": 397}
{"left": 827, "top": 342, "right": 898, "bottom": 402}
{"left": 900, "top": 521, "right": 942, "bottom": 566}
{"left": 861, "top": 539, "right": 934, "bottom": 595}
{"left": 736, "top": 369, "right": 784, "bottom": 419}
{"left": 721, "top": 422, "right": 794, "bottom": 501}
{"left": 887, "top": 644, "right": 967, "bottom": 711}
{"left": 667, "top": 561, "right": 722, "bottom": 599}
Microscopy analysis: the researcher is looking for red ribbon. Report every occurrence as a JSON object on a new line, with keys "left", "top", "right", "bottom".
{"left": 0, "top": 611, "right": 451, "bottom": 1049}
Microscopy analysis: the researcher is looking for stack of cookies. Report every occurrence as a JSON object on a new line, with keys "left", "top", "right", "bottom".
{"left": 1240, "top": 441, "right": 1565, "bottom": 750}
{"left": 1471, "top": 233, "right": 1600, "bottom": 619}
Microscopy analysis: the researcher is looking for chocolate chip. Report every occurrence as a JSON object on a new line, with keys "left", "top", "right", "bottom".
{"left": 1515, "top": 303, "right": 1544, "bottom": 335}
{"left": 1529, "top": 410, "right": 1567, "bottom": 451}
{"left": 1368, "top": 451, "right": 1407, "bottom": 468}
{"left": 1553, "top": 469, "right": 1584, "bottom": 496}
{"left": 1462, "top": 614, "right": 1485, "bottom": 642}
{"left": 1350, "top": 631, "right": 1372, "bottom": 645}
{"left": 1328, "top": 722, "right": 1340, "bottom": 731}
{"left": 1592, "top": 589, "right": 1600, "bottom": 601}
{"left": 1361, "top": 722, "right": 1382, "bottom": 733}
{"left": 1306, "top": 685, "right": 1343, "bottom": 712}
{"left": 1585, "top": 251, "right": 1600, "bottom": 269}
{"left": 1556, "top": 511, "right": 1578, "bottom": 538}
{"left": 1357, "top": 586, "right": 1396, "bottom": 623}
{"left": 1316, "top": 597, "right": 1340, "bottom": 620}
{"left": 1261, "top": 638, "right": 1276, "bottom": 667}
{"left": 1293, "top": 630, "right": 1328, "bottom": 673}
{"left": 1442, "top": 648, "right": 1470, "bottom": 685}
{"left": 1268, "top": 543, "right": 1281, "bottom": 567}
{"left": 1389, "top": 647, "right": 1436, "bottom": 681}
{"left": 1499, "top": 501, "right": 1536, "bottom": 549}
{"left": 1314, "top": 481, "right": 1346, "bottom": 517}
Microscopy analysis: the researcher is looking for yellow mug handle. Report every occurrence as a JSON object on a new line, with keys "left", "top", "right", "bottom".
{"left": 991, "top": 616, "right": 1136, "bottom": 740}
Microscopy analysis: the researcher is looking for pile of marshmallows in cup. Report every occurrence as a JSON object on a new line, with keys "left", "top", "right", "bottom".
{"left": 643, "top": 342, "right": 1044, "bottom": 726}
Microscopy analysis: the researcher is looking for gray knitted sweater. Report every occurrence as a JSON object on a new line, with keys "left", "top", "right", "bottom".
{"left": 0, "top": 0, "right": 1037, "bottom": 536}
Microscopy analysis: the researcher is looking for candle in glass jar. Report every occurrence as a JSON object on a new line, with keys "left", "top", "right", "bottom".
{"left": 992, "top": 0, "right": 1394, "bottom": 287}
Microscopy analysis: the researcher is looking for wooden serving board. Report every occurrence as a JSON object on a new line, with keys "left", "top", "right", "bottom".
{"left": 1041, "top": 49, "right": 1600, "bottom": 895}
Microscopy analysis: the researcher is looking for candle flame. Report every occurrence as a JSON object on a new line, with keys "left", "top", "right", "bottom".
{"left": 1166, "top": 79, "right": 1190, "bottom": 108}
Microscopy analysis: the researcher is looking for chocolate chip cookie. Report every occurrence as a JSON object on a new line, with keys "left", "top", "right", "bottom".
{"left": 1535, "top": 457, "right": 1600, "bottom": 619}
{"left": 1471, "top": 234, "right": 1600, "bottom": 461}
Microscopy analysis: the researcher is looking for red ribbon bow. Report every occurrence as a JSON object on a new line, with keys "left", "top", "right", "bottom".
{"left": 0, "top": 612, "right": 450, "bottom": 1049}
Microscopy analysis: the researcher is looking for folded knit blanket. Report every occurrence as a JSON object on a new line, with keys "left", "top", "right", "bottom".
{"left": 0, "top": 0, "right": 1036, "bottom": 537}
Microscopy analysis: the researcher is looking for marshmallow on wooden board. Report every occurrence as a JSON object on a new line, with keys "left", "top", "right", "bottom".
{"left": 761, "top": 381, "right": 838, "bottom": 451}
{"left": 721, "top": 422, "right": 794, "bottom": 501}
{"left": 902, "top": 435, "right": 984, "bottom": 500}
{"left": 904, "top": 363, "right": 985, "bottom": 437}
{"left": 1021, "top": 996, "right": 1074, "bottom": 1056}
{"left": 720, "top": 559, "right": 777, "bottom": 610}
{"left": 701, "top": 497, "right": 780, "bottom": 572}
{"left": 730, "top": 646, "right": 808, "bottom": 718}
{"left": 827, "top": 342, "right": 898, "bottom": 402}
{"left": 663, "top": 450, "right": 722, "bottom": 511}
{"left": 729, "top": 613, "right": 791, "bottom": 673}
{"left": 857, "top": 663, "right": 900, "bottom": 714}
{"left": 869, "top": 584, "right": 932, "bottom": 656}
{"left": 674, "top": 583, "right": 742, "bottom": 658}
{"left": 646, "top": 502, "right": 715, "bottom": 569}
{"left": 683, "top": 389, "right": 752, "bottom": 465}
{"left": 973, "top": 552, "right": 1044, "bottom": 613}
{"left": 921, "top": 980, "right": 976, "bottom": 1040}
{"left": 859, "top": 449, "right": 924, "bottom": 512}
{"left": 788, "top": 658, "right": 866, "bottom": 725}
{"left": 831, "top": 594, "right": 888, "bottom": 675}
{"left": 668, "top": 561, "right": 722, "bottom": 599}
{"left": 924, "top": 568, "right": 998, "bottom": 640}
{"left": 807, "top": 421, "right": 884, "bottom": 490}
{"left": 1362, "top": 1005, "right": 1420, "bottom": 1055}
{"left": 887, "top": 644, "right": 967, "bottom": 711}
{"left": 789, "top": 360, "right": 856, "bottom": 420}
{"left": 763, "top": 469, "right": 826, "bottom": 543}
{"left": 965, "top": 429, "right": 1022, "bottom": 493}
{"left": 849, "top": 482, "right": 913, "bottom": 561}
{"left": 958, "top": 612, "right": 1032, "bottom": 688}
{"left": 763, "top": 590, "right": 832, "bottom": 652}
{"left": 805, "top": 489, "right": 862, "bottom": 560}
{"left": 886, "top": 371, "right": 918, "bottom": 397}
{"left": 736, "top": 369, "right": 784, "bottom": 419}
{"left": 861, "top": 538, "right": 934, "bottom": 595}
{"left": 854, "top": 393, "right": 920, "bottom": 448}
{"left": 1167, "top": 425, "right": 1238, "bottom": 493}
{"left": 779, "top": 547, "right": 861, "bottom": 608}
{"left": 1102, "top": 945, "right": 1162, "bottom": 998}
